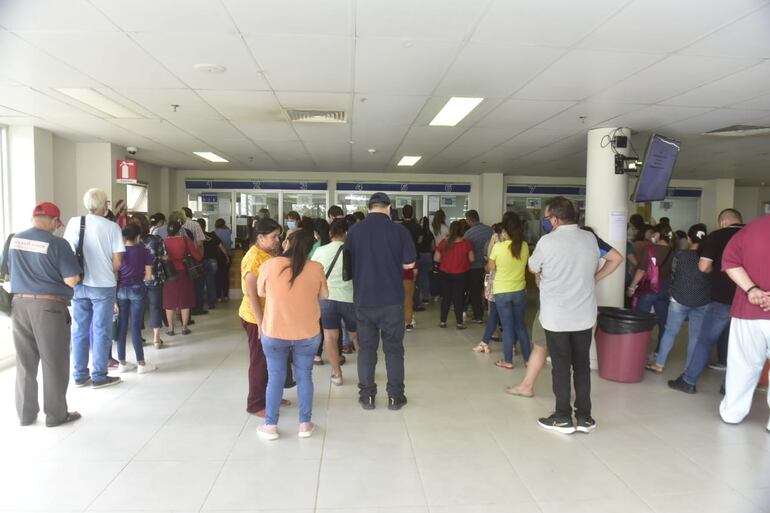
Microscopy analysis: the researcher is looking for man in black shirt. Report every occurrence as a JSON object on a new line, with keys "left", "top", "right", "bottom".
{"left": 669, "top": 209, "right": 744, "bottom": 394}
{"left": 197, "top": 219, "right": 228, "bottom": 311}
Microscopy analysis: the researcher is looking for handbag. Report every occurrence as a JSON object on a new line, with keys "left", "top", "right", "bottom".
{"left": 0, "top": 233, "right": 15, "bottom": 315}
{"left": 633, "top": 245, "right": 672, "bottom": 307}
{"left": 155, "top": 240, "right": 176, "bottom": 283}
{"left": 181, "top": 238, "right": 204, "bottom": 280}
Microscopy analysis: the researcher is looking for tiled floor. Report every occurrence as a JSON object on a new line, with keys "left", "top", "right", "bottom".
{"left": 1, "top": 301, "right": 769, "bottom": 513}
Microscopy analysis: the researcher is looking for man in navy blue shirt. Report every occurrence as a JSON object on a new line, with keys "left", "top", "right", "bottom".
{"left": 346, "top": 192, "right": 416, "bottom": 410}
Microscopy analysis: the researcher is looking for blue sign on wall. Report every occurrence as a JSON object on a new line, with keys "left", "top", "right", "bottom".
{"left": 505, "top": 185, "right": 701, "bottom": 198}
{"left": 186, "top": 180, "right": 327, "bottom": 191}
{"left": 336, "top": 182, "right": 471, "bottom": 193}
{"left": 200, "top": 193, "right": 218, "bottom": 203}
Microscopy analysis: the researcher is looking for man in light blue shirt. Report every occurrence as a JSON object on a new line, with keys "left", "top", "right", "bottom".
{"left": 63, "top": 189, "right": 125, "bottom": 389}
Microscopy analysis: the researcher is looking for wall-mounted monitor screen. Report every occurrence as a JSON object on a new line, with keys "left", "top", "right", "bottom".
{"left": 632, "top": 133, "right": 681, "bottom": 203}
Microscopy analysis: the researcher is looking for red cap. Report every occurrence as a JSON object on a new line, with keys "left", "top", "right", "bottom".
{"left": 32, "top": 202, "right": 64, "bottom": 227}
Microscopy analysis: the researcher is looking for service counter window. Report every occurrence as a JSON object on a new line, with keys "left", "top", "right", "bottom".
{"left": 283, "top": 193, "right": 327, "bottom": 221}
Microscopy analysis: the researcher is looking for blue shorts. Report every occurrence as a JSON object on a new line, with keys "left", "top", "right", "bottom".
{"left": 320, "top": 299, "right": 357, "bottom": 332}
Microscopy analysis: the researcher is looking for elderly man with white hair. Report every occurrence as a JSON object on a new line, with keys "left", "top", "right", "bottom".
{"left": 63, "top": 189, "right": 125, "bottom": 389}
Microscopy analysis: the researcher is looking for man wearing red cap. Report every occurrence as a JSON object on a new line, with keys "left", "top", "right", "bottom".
{"left": 3, "top": 202, "right": 82, "bottom": 427}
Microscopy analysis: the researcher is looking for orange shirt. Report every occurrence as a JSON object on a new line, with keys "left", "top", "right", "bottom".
{"left": 257, "top": 257, "right": 326, "bottom": 340}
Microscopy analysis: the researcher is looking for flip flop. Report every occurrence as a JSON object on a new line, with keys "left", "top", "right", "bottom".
{"left": 645, "top": 363, "right": 664, "bottom": 374}
{"left": 504, "top": 386, "right": 534, "bottom": 398}
{"left": 494, "top": 360, "right": 514, "bottom": 370}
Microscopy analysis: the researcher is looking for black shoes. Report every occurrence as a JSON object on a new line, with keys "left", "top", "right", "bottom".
{"left": 74, "top": 377, "right": 92, "bottom": 388}
{"left": 576, "top": 416, "right": 597, "bottom": 433}
{"left": 20, "top": 416, "right": 37, "bottom": 426}
{"left": 46, "top": 411, "right": 82, "bottom": 428}
{"left": 668, "top": 375, "right": 697, "bottom": 394}
{"left": 537, "top": 414, "right": 576, "bottom": 434}
{"left": 405, "top": 324, "right": 414, "bottom": 332}
{"left": 359, "top": 396, "right": 375, "bottom": 410}
{"left": 92, "top": 376, "right": 122, "bottom": 389}
{"left": 388, "top": 395, "right": 408, "bottom": 411}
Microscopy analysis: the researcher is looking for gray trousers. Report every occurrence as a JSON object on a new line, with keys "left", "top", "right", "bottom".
{"left": 12, "top": 297, "right": 71, "bottom": 425}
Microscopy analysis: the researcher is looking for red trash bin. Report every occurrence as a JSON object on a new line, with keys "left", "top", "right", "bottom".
{"left": 595, "top": 307, "right": 657, "bottom": 383}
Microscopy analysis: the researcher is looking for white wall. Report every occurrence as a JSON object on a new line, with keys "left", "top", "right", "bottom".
{"left": 734, "top": 186, "right": 761, "bottom": 223}
{"left": 52, "top": 135, "right": 78, "bottom": 221}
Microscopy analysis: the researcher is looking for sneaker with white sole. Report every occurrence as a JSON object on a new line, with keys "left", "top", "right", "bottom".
{"left": 298, "top": 422, "right": 315, "bottom": 438}
{"left": 537, "top": 414, "right": 576, "bottom": 434}
{"left": 576, "top": 416, "right": 597, "bottom": 433}
{"left": 137, "top": 361, "right": 157, "bottom": 374}
{"left": 257, "top": 423, "right": 279, "bottom": 441}
{"left": 117, "top": 362, "right": 137, "bottom": 373}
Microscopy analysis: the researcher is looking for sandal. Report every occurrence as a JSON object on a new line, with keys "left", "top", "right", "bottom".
{"left": 154, "top": 339, "right": 163, "bottom": 349}
{"left": 472, "top": 342, "right": 491, "bottom": 353}
{"left": 645, "top": 363, "right": 664, "bottom": 374}
{"left": 504, "top": 386, "right": 533, "bottom": 398}
{"left": 313, "top": 356, "right": 323, "bottom": 365}
{"left": 166, "top": 330, "right": 175, "bottom": 337}
{"left": 494, "top": 360, "right": 514, "bottom": 370}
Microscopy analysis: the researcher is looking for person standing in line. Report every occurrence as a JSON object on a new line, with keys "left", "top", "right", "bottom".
{"left": 327, "top": 205, "right": 345, "bottom": 224}
{"left": 416, "top": 216, "right": 436, "bottom": 306}
{"left": 434, "top": 221, "right": 474, "bottom": 330}
{"left": 239, "top": 218, "right": 287, "bottom": 418}
{"left": 149, "top": 212, "right": 167, "bottom": 238}
{"left": 162, "top": 214, "right": 202, "bottom": 336}
{"left": 528, "top": 197, "right": 600, "bottom": 434}
{"left": 669, "top": 209, "right": 744, "bottom": 394}
{"left": 214, "top": 218, "right": 233, "bottom": 303}
{"left": 463, "top": 210, "right": 493, "bottom": 324}
{"left": 63, "top": 189, "right": 125, "bottom": 389}
{"left": 718, "top": 214, "right": 770, "bottom": 431}
{"left": 6, "top": 202, "right": 82, "bottom": 426}
{"left": 197, "top": 218, "right": 229, "bottom": 310}
{"left": 256, "top": 229, "right": 328, "bottom": 440}
{"left": 181, "top": 207, "right": 206, "bottom": 315}
{"left": 115, "top": 223, "right": 156, "bottom": 374}
{"left": 431, "top": 209, "right": 449, "bottom": 242}
{"left": 346, "top": 192, "right": 416, "bottom": 411}
{"left": 472, "top": 222, "right": 507, "bottom": 353}
{"left": 400, "top": 205, "right": 423, "bottom": 316}
{"left": 131, "top": 213, "right": 167, "bottom": 348}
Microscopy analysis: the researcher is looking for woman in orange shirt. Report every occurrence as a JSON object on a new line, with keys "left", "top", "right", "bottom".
{"left": 256, "top": 229, "right": 329, "bottom": 440}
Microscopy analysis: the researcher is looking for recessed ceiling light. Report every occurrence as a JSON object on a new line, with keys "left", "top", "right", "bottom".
{"left": 398, "top": 155, "right": 421, "bottom": 166}
{"left": 55, "top": 88, "right": 142, "bottom": 119}
{"left": 193, "top": 151, "right": 229, "bottom": 163}
{"left": 704, "top": 125, "right": 770, "bottom": 137}
{"left": 193, "top": 63, "right": 227, "bottom": 74}
{"left": 429, "top": 97, "right": 484, "bottom": 127}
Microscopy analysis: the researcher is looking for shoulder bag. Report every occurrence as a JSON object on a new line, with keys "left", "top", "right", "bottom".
{"left": 326, "top": 244, "right": 345, "bottom": 279}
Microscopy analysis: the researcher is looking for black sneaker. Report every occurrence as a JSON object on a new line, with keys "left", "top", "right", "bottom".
{"left": 20, "top": 416, "right": 37, "bottom": 426}
{"left": 74, "top": 377, "right": 92, "bottom": 388}
{"left": 576, "top": 416, "right": 597, "bottom": 433}
{"left": 359, "top": 396, "right": 375, "bottom": 410}
{"left": 388, "top": 395, "right": 408, "bottom": 411}
{"left": 414, "top": 305, "right": 426, "bottom": 312}
{"left": 92, "top": 376, "right": 122, "bottom": 389}
{"left": 405, "top": 324, "right": 414, "bottom": 332}
{"left": 46, "top": 411, "right": 82, "bottom": 428}
{"left": 668, "top": 375, "right": 696, "bottom": 394}
{"left": 471, "top": 318, "right": 485, "bottom": 324}
{"left": 537, "top": 414, "right": 576, "bottom": 434}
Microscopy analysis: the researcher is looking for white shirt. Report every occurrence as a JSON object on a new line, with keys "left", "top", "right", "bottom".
{"left": 183, "top": 219, "right": 205, "bottom": 244}
{"left": 528, "top": 224, "right": 600, "bottom": 332}
{"left": 63, "top": 214, "right": 125, "bottom": 288}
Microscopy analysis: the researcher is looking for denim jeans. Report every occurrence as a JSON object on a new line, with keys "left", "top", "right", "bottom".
{"left": 655, "top": 299, "right": 708, "bottom": 368}
{"left": 203, "top": 258, "right": 218, "bottom": 308}
{"left": 482, "top": 301, "right": 500, "bottom": 344}
{"left": 261, "top": 333, "right": 319, "bottom": 425}
{"left": 417, "top": 252, "right": 433, "bottom": 302}
{"left": 683, "top": 301, "right": 732, "bottom": 385}
{"left": 71, "top": 285, "right": 116, "bottom": 382}
{"left": 117, "top": 284, "right": 146, "bottom": 363}
{"left": 495, "top": 290, "right": 531, "bottom": 363}
{"left": 635, "top": 280, "right": 670, "bottom": 347}
{"left": 146, "top": 285, "right": 163, "bottom": 329}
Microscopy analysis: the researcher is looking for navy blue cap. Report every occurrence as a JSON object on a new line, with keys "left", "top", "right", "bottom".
{"left": 368, "top": 192, "right": 391, "bottom": 208}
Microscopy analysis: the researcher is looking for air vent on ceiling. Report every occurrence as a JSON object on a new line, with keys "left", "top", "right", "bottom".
{"left": 286, "top": 109, "right": 347, "bottom": 123}
{"left": 704, "top": 125, "right": 770, "bottom": 137}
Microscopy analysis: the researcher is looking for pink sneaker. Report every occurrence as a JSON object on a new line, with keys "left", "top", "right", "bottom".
{"left": 257, "top": 423, "right": 279, "bottom": 441}
{"left": 298, "top": 422, "right": 315, "bottom": 438}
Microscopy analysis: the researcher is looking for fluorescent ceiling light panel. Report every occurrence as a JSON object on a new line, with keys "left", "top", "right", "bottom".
{"left": 193, "top": 151, "right": 229, "bottom": 163}
{"left": 397, "top": 155, "right": 422, "bottom": 166}
{"left": 55, "top": 88, "right": 141, "bottom": 119}
{"left": 429, "top": 97, "right": 484, "bottom": 127}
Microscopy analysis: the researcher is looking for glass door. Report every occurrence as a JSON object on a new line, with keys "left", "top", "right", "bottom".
{"left": 427, "top": 194, "right": 469, "bottom": 223}
{"left": 282, "top": 193, "right": 327, "bottom": 222}
{"left": 235, "top": 192, "right": 280, "bottom": 248}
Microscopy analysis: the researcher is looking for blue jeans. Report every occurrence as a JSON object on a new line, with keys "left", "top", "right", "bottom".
{"left": 482, "top": 301, "right": 500, "bottom": 344}
{"left": 655, "top": 300, "right": 708, "bottom": 368}
{"left": 117, "top": 284, "right": 146, "bottom": 363}
{"left": 71, "top": 285, "right": 116, "bottom": 382}
{"left": 683, "top": 301, "right": 732, "bottom": 385}
{"left": 635, "top": 280, "right": 670, "bottom": 346}
{"left": 495, "top": 290, "right": 531, "bottom": 363}
{"left": 203, "top": 259, "right": 218, "bottom": 308}
{"left": 417, "top": 252, "right": 433, "bottom": 302}
{"left": 146, "top": 285, "right": 163, "bottom": 329}
{"left": 261, "top": 333, "right": 320, "bottom": 425}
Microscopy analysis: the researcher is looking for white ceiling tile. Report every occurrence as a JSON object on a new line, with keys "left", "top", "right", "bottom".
{"left": 536, "top": 102, "right": 645, "bottom": 131}
{"left": 231, "top": 120, "right": 298, "bottom": 142}
{"left": 275, "top": 92, "right": 352, "bottom": 111}
{"left": 245, "top": 35, "right": 352, "bottom": 92}
{"left": 351, "top": 125, "right": 409, "bottom": 150}
{"left": 293, "top": 123, "right": 351, "bottom": 143}
{"left": 132, "top": 33, "right": 267, "bottom": 90}
{"left": 451, "top": 127, "right": 519, "bottom": 148}
{"left": 91, "top": 0, "right": 236, "bottom": 33}
{"left": 660, "top": 61, "right": 770, "bottom": 108}
{"left": 0, "top": 0, "right": 115, "bottom": 31}
{"left": 514, "top": 50, "right": 664, "bottom": 101}
{"left": 20, "top": 32, "right": 183, "bottom": 88}
{"left": 588, "top": 55, "right": 761, "bottom": 105}
{"left": 660, "top": 108, "right": 769, "bottom": 135}
{"left": 578, "top": 0, "right": 765, "bottom": 53}
{"left": 403, "top": 125, "right": 464, "bottom": 146}
{"left": 682, "top": 3, "right": 770, "bottom": 58}
{"left": 435, "top": 43, "right": 564, "bottom": 97}
{"left": 355, "top": 38, "right": 460, "bottom": 95}
{"left": 108, "top": 118, "right": 205, "bottom": 150}
{"left": 168, "top": 118, "right": 244, "bottom": 141}
{"left": 305, "top": 142, "right": 351, "bottom": 168}
{"left": 476, "top": 99, "right": 576, "bottom": 129}
{"left": 352, "top": 94, "right": 428, "bottom": 127}
{"left": 603, "top": 105, "right": 714, "bottom": 131}
{"left": 112, "top": 89, "right": 221, "bottom": 119}
{"left": 0, "top": 86, "right": 103, "bottom": 123}
{"left": 356, "top": 0, "right": 491, "bottom": 40}
{"left": 197, "top": 90, "right": 284, "bottom": 121}
{"left": 223, "top": 0, "right": 352, "bottom": 36}
{"left": 474, "top": 0, "right": 623, "bottom": 46}
{"left": 729, "top": 93, "right": 770, "bottom": 111}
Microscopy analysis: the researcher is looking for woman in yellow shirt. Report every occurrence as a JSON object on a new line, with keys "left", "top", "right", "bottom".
{"left": 486, "top": 212, "right": 531, "bottom": 369}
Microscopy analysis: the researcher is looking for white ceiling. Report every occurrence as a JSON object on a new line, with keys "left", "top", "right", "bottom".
{"left": 0, "top": 0, "right": 769, "bottom": 183}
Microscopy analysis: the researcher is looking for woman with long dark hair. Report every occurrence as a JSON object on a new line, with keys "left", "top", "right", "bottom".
{"left": 214, "top": 218, "right": 233, "bottom": 302}
{"left": 131, "top": 213, "right": 167, "bottom": 348}
{"left": 256, "top": 229, "right": 329, "bottom": 440}
{"left": 162, "top": 212, "right": 202, "bottom": 335}
{"left": 434, "top": 220, "right": 474, "bottom": 329}
{"left": 487, "top": 212, "right": 531, "bottom": 369}
{"left": 431, "top": 209, "right": 449, "bottom": 241}
{"left": 416, "top": 216, "right": 436, "bottom": 304}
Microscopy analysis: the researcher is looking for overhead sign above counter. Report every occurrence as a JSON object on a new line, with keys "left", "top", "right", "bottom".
{"left": 336, "top": 182, "right": 471, "bottom": 193}
{"left": 186, "top": 180, "right": 327, "bottom": 191}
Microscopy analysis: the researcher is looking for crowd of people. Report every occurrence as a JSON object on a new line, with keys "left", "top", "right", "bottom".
{"left": 2, "top": 187, "right": 769, "bottom": 439}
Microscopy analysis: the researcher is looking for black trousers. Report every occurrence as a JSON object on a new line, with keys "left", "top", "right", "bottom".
{"left": 545, "top": 328, "right": 593, "bottom": 419}
{"left": 440, "top": 271, "right": 467, "bottom": 324}
{"left": 468, "top": 268, "right": 485, "bottom": 321}
{"left": 356, "top": 304, "right": 405, "bottom": 398}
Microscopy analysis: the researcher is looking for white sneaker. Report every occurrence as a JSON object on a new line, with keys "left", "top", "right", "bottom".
{"left": 258, "top": 423, "right": 279, "bottom": 441}
{"left": 117, "top": 362, "right": 137, "bottom": 373}
{"left": 137, "top": 361, "right": 157, "bottom": 374}
{"left": 298, "top": 422, "right": 315, "bottom": 438}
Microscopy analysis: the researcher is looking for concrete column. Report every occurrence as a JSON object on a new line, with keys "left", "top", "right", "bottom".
{"left": 7, "top": 126, "right": 54, "bottom": 232}
{"left": 585, "top": 127, "right": 631, "bottom": 369}
{"left": 701, "top": 178, "right": 735, "bottom": 230}
{"left": 479, "top": 172, "right": 504, "bottom": 225}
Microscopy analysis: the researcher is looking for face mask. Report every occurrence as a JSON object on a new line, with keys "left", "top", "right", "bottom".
{"left": 286, "top": 221, "right": 297, "bottom": 230}
{"left": 542, "top": 218, "right": 554, "bottom": 234}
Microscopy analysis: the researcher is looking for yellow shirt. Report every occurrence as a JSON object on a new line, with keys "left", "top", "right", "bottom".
{"left": 490, "top": 240, "right": 529, "bottom": 294}
{"left": 239, "top": 245, "right": 272, "bottom": 324}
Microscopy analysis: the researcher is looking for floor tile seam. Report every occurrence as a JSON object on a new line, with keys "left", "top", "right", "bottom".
{"left": 312, "top": 377, "right": 336, "bottom": 513}
{"left": 401, "top": 399, "right": 445, "bottom": 510}
{"left": 488, "top": 426, "right": 547, "bottom": 510}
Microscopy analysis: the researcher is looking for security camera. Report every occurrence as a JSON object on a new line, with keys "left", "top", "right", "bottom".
{"left": 127, "top": 146, "right": 138, "bottom": 155}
